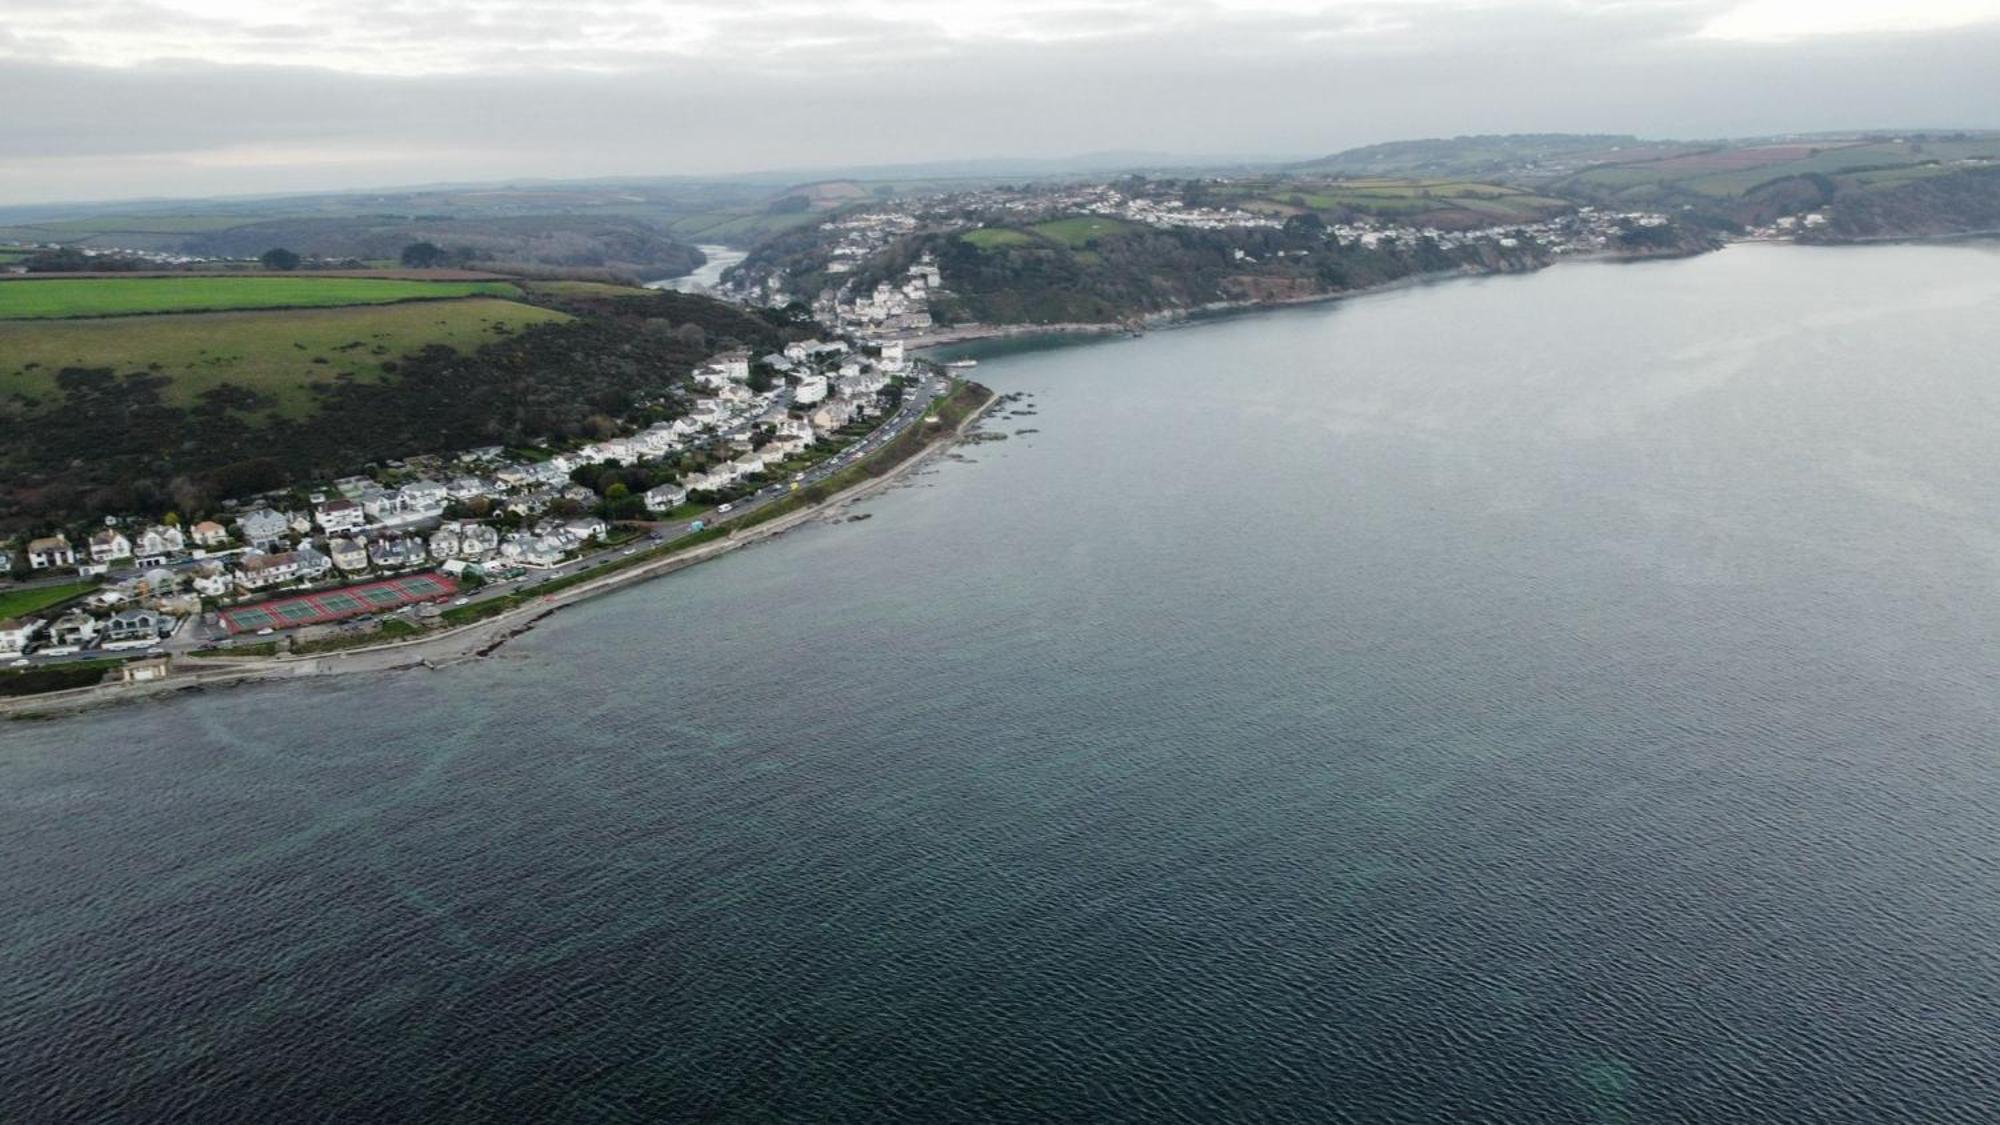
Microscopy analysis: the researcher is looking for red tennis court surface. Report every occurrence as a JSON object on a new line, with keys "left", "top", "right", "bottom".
{"left": 220, "top": 572, "right": 458, "bottom": 635}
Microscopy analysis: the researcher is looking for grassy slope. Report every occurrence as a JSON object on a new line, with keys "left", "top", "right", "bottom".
{"left": 0, "top": 277, "right": 520, "bottom": 319}
{"left": 1559, "top": 138, "right": 2000, "bottom": 203}
{"left": 1212, "top": 178, "right": 1569, "bottom": 224}
{"left": 0, "top": 580, "right": 97, "bottom": 619}
{"left": 1030, "top": 217, "right": 1140, "bottom": 246}
{"left": 961, "top": 227, "right": 1038, "bottom": 249}
{"left": 0, "top": 298, "right": 569, "bottom": 417}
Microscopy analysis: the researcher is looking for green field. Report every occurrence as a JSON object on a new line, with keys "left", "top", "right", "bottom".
{"left": 0, "top": 277, "right": 521, "bottom": 320}
{"left": 960, "top": 227, "right": 1038, "bottom": 249}
{"left": 1029, "top": 217, "right": 1140, "bottom": 246}
{"left": 1560, "top": 137, "right": 2000, "bottom": 202}
{"left": 0, "top": 580, "right": 98, "bottom": 619}
{"left": 1208, "top": 177, "right": 1572, "bottom": 224}
{"left": 0, "top": 298, "right": 568, "bottom": 417}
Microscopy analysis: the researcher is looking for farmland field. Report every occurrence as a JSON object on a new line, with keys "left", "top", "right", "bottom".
{"left": 0, "top": 298, "right": 567, "bottom": 417}
{"left": 0, "top": 277, "right": 521, "bottom": 319}
{"left": 1558, "top": 137, "right": 2000, "bottom": 202}
{"left": 1210, "top": 177, "right": 1572, "bottom": 224}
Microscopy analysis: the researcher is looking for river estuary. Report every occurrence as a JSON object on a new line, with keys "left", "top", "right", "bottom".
{"left": 7, "top": 243, "right": 2000, "bottom": 1121}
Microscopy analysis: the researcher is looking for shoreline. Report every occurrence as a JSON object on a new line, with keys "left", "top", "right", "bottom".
{"left": 900, "top": 252, "right": 1682, "bottom": 353}
{"left": 1, "top": 386, "right": 1000, "bottom": 720}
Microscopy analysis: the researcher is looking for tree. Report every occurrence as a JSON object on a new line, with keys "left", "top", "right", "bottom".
{"left": 400, "top": 241, "right": 447, "bottom": 268}
{"left": 259, "top": 247, "right": 301, "bottom": 271}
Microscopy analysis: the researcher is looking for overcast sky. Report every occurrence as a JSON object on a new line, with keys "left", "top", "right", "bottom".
{"left": 4, "top": 0, "right": 2000, "bottom": 205}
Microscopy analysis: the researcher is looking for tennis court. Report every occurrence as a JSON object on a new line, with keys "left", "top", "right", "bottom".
{"left": 220, "top": 573, "right": 458, "bottom": 634}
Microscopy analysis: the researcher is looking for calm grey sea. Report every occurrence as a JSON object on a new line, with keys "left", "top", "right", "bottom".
{"left": 7, "top": 243, "right": 2000, "bottom": 1122}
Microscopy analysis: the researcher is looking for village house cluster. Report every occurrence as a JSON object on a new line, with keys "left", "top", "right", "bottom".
{"left": 725, "top": 178, "right": 1696, "bottom": 339}
{"left": 2, "top": 339, "right": 914, "bottom": 660}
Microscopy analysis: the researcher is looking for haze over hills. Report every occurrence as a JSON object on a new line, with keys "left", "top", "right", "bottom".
{"left": 5, "top": 124, "right": 2000, "bottom": 526}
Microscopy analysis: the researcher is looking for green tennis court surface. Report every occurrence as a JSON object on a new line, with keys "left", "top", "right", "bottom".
{"left": 220, "top": 573, "right": 458, "bottom": 635}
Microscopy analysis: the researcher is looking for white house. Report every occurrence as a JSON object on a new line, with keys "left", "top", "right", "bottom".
{"left": 0, "top": 617, "right": 42, "bottom": 656}
{"left": 399, "top": 480, "right": 448, "bottom": 511}
{"left": 190, "top": 520, "right": 229, "bottom": 549}
{"left": 809, "top": 400, "right": 853, "bottom": 432}
{"left": 795, "top": 375, "right": 829, "bottom": 405}
{"left": 457, "top": 525, "right": 500, "bottom": 557}
{"left": 368, "top": 537, "right": 426, "bottom": 570}
{"left": 766, "top": 432, "right": 811, "bottom": 457}
{"left": 645, "top": 483, "right": 688, "bottom": 512}
{"left": 329, "top": 537, "right": 370, "bottom": 573}
{"left": 89, "top": 529, "right": 133, "bottom": 563}
{"left": 189, "top": 562, "right": 231, "bottom": 598}
{"left": 25, "top": 534, "right": 75, "bottom": 570}
{"left": 316, "top": 499, "right": 366, "bottom": 534}
{"left": 50, "top": 611, "right": 100, "bottom": 648}
{"left": 358, "top": 489, "right": 409, "bottom": 521}
{"left": 106, "top": 608, "right": 171, "bottom": 644}
{"left": 429, "top": 526, "right": 461, "bottom": 561}
{"left": 135, "top": 525, "right": 185, "bottom": 561}
{"left": 707, "top": 350, "right": 751, "bottom": 382}
{"left": 235, "top": 547, "right": 328, "bottom": 590}
{"left": 499, "top": 532, "right": 565, "bottom": 568}
{"left": 237, "top": 508, "right": 290, "bottom": 546}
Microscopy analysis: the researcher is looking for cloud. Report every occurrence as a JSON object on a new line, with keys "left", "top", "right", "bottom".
{"left": 1, "top": 1, "right": 1998, "bottom": 205}
{"left": 1699, "top": 0, "right": 2000, "bottom": 40}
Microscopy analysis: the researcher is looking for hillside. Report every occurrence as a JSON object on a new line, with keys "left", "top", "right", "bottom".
{"left": 0, "top": 277, "right": 784, "bottom": 526}
{"left": 1545, "top": 134, "right": 2000, "bottom": 229}
{"left": 0, "top": 276, "right": 518, "bottom": 318}
{"left": 1799, "top": 164, "right": 2000, "bottom": 241}
{"left": 0, "top": 208, "right": 706, "bottom": 279}
{"left": 884, "top": 217, "right": 1550, "bottom": 326}
{"left": 1190, "top": 176, "right": 1574, "bottom": 231}
{"left": 1294, "top": 134, "right": 1660, "bottom": 178}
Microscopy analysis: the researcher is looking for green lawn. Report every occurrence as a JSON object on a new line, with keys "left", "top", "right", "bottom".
{"left": 0, "top": 298, "right": 569, "bottom": 417}
{"left": 0, "top": 276, "right": 521, "bottom": 320}
{"left": 0, "top": 580, "right": 97, "bottom": 619}
{"left": 1028, "top": 217, "right": 1139, "bottom": 246}
{"left": 961, "top": 227, "right": 1037, "bottom": 249}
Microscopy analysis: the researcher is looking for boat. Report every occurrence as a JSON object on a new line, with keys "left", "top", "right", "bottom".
{"left": 945, "top": 358, "right": 978, "bottom": 369}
